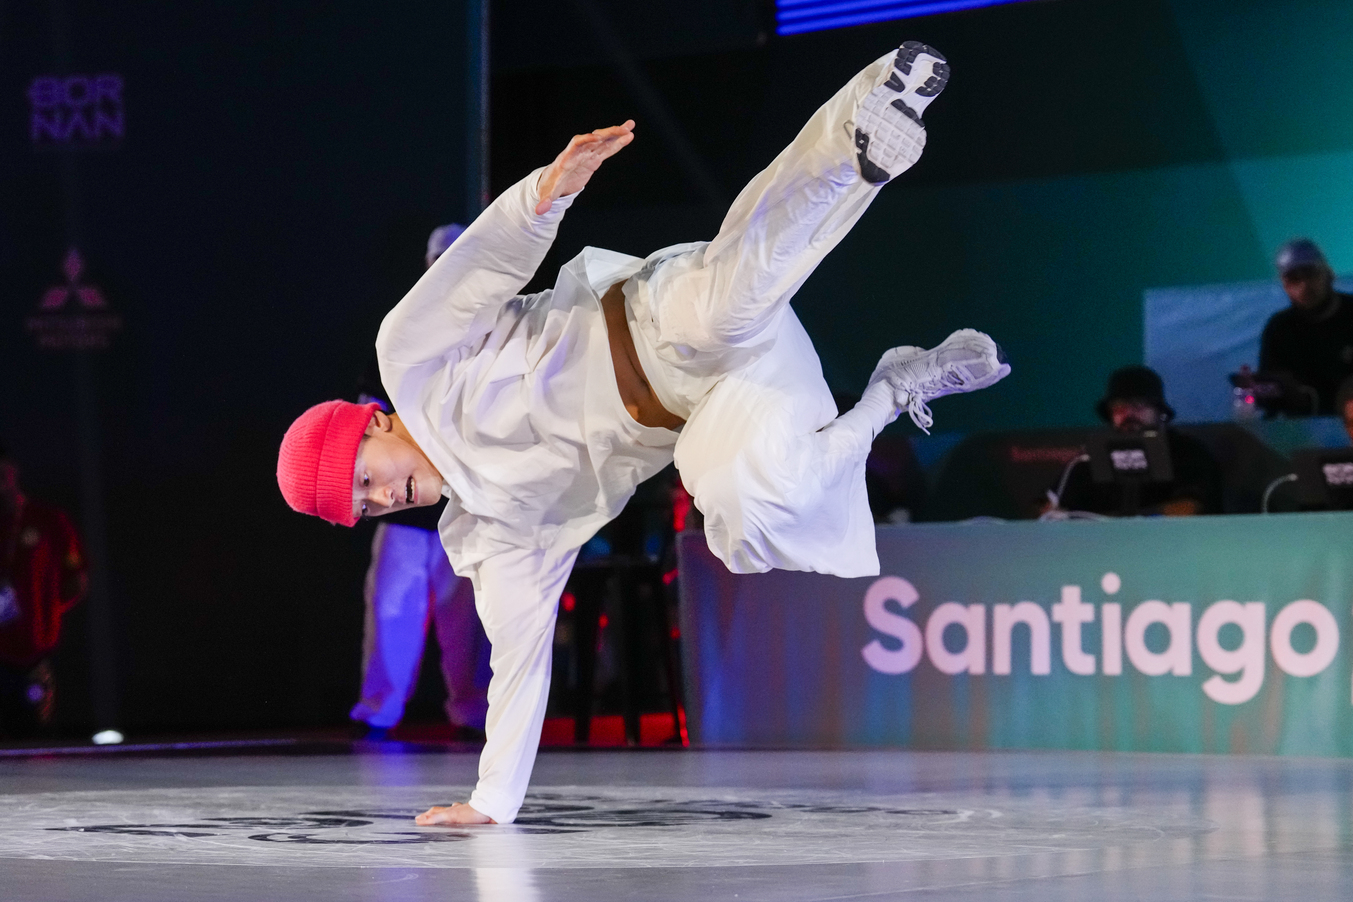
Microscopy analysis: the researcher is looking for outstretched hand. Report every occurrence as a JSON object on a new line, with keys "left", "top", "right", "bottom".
{"left": 535, "top": 120, "right": 635, "bottom": 216}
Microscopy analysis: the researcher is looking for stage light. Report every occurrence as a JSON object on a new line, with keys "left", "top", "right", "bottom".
{"left": 776, "top": 0, "right": 1032, "bottom": 36}
{"left": 91, "top": 730, "right": 124, "bottom": 746}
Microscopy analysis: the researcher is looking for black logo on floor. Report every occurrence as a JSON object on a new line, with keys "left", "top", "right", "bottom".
{"left": 48, "top": 794, "right": 956, "bottom": 845}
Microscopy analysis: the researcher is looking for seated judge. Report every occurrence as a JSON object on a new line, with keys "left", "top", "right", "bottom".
{"left": 1258, "top": 238, "right": 1353, "bottom": 416}
{"left": 1059, "top": 366, "right": 1223, "bottom": 517}
{"left": 1339, "top": 375, "right": 1353, "bottom": 445}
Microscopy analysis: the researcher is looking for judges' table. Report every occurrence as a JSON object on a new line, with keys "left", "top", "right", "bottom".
{"left": 677, "top": 512, "right": 1353, "bottom": 755}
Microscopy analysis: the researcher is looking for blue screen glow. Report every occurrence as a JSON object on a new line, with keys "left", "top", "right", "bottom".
{"left": 777, "top": 0, "right": 1035, "bottom": 36}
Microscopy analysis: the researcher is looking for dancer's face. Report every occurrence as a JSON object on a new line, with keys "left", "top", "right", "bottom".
{"left": 351, "top": 411, "right": 442, "bottom": 519}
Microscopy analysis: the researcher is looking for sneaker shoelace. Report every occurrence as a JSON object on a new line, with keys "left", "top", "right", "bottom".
{"left": 905, "top": 394, "right": 935, "bottom": 434}
{"left": 895, "top": 365, "right": 968, "bottom": 435}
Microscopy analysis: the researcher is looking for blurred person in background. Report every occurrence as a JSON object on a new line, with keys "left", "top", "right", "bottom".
{"left": 1058, "top": 366, "right": 1223, "bottom": 517}
{"left": 0, "top": 444, "right": 87, "bottom": 739}
{"left": 1259, "top": 238, "right": 1353, "bottom": 415}
{"left": 1338, "top": 375, "right": 1353, "bottom": 444}
{"left": 349, "top": 225, "right": 490, "bottom": 742}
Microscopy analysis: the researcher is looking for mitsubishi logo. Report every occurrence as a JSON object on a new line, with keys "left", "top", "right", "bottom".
{"left": 26, "top": 249, "right": 121, "bottom": 350}
{"left": 40, "top": 250, "right": 108, "bottom": 311}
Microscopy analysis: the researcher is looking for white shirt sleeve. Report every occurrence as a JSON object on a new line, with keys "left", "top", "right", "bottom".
{"left": 376, "top": 168, "right": 579, "bottom": 384}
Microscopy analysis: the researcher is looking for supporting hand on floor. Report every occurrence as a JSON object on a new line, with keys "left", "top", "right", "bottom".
{"left": 415, "top": 802, "right": 496, "bottom": 826}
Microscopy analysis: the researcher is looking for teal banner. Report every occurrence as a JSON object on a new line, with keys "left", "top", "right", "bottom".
{"left": 677, "top": 513, "right": 1353, "bottom": 755}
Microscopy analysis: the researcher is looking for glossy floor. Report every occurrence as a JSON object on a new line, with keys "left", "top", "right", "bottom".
{"left": 2, "top": 745, "right": 1351, "bottom": 900}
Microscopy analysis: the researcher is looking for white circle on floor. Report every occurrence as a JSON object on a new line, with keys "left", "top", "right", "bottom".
{"left": 0, "top": 785, "right": 1214, "bottom": 869}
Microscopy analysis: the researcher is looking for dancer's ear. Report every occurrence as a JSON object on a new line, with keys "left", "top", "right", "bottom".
{"left": 364, "top": 409, "right": 394, "bottom": 436}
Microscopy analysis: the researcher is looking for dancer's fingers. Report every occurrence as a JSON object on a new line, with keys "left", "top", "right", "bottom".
{"left": 592, "top": 130, "right": 634, "bottom": 158}
{"left": 414, "top": 803, "right": 495, "bottom": 826}
{"left": 535, "top": 121, "right": 635, "bottom": 214}
{"left": 572, "top": 123, "right": 634, "bottom": 160}
{"left": 414, "top": 806, "right": 451, "bottom": 826}
{"left": 571, "top": 128, "right": 633, "bottom": 160}
{"left": 591, "top": 119, "right": 635, "bottom": 139}
{"left": 564, "top": 121, "right": 634, "bottom": 162}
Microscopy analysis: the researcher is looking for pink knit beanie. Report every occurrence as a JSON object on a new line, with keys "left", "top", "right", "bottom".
{"left": 277, "top": 400, "right": 380, "bottom": 527}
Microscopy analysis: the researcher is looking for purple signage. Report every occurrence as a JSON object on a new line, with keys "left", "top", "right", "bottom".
{"left": 28, "top": 74, "right": 124, "bottom": 148}
{"left": 26, "top": 250, "right": 121, "bottom": 351}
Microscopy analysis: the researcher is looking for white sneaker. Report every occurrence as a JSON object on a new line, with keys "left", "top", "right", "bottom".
{"left": 870, "top": 329, "right": 1010, "bottom": 433}
{"left": 854, "top": 41, "right": 950, "bottom": 185}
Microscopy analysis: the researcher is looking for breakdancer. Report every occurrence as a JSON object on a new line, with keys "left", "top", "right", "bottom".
{"left": 277, "top": 43, "right": 1009, "bottom": 826}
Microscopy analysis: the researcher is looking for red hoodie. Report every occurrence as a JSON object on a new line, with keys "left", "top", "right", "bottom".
{"left": 0, "top": 500, "right": 87, "bottom": 668}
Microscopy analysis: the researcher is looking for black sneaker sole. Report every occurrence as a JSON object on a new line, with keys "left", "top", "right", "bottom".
{"left": 897, "top": 40, "right": 949, "bottom": 92}
{"left": 854, "top": 42, "right": 945, "bottom": 185}
{"left": 887, "top": 41, "right": 951, "bottom": 119}
{"left": 853, "top": 130, "right": 891, "bottom": 184}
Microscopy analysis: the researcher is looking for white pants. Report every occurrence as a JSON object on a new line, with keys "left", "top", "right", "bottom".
{"left": 351, "top": 522, "right": 489, "bottom": 730}
{"left": 470, "top": 52, "right": 908, "bottom": 822}
{"left": 630, "top": 50, "right": 900, "bottom": 577}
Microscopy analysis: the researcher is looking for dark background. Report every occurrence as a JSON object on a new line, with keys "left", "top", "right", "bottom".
{"left": 3, "top": 0, "right": 1350, "bottom": 734}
